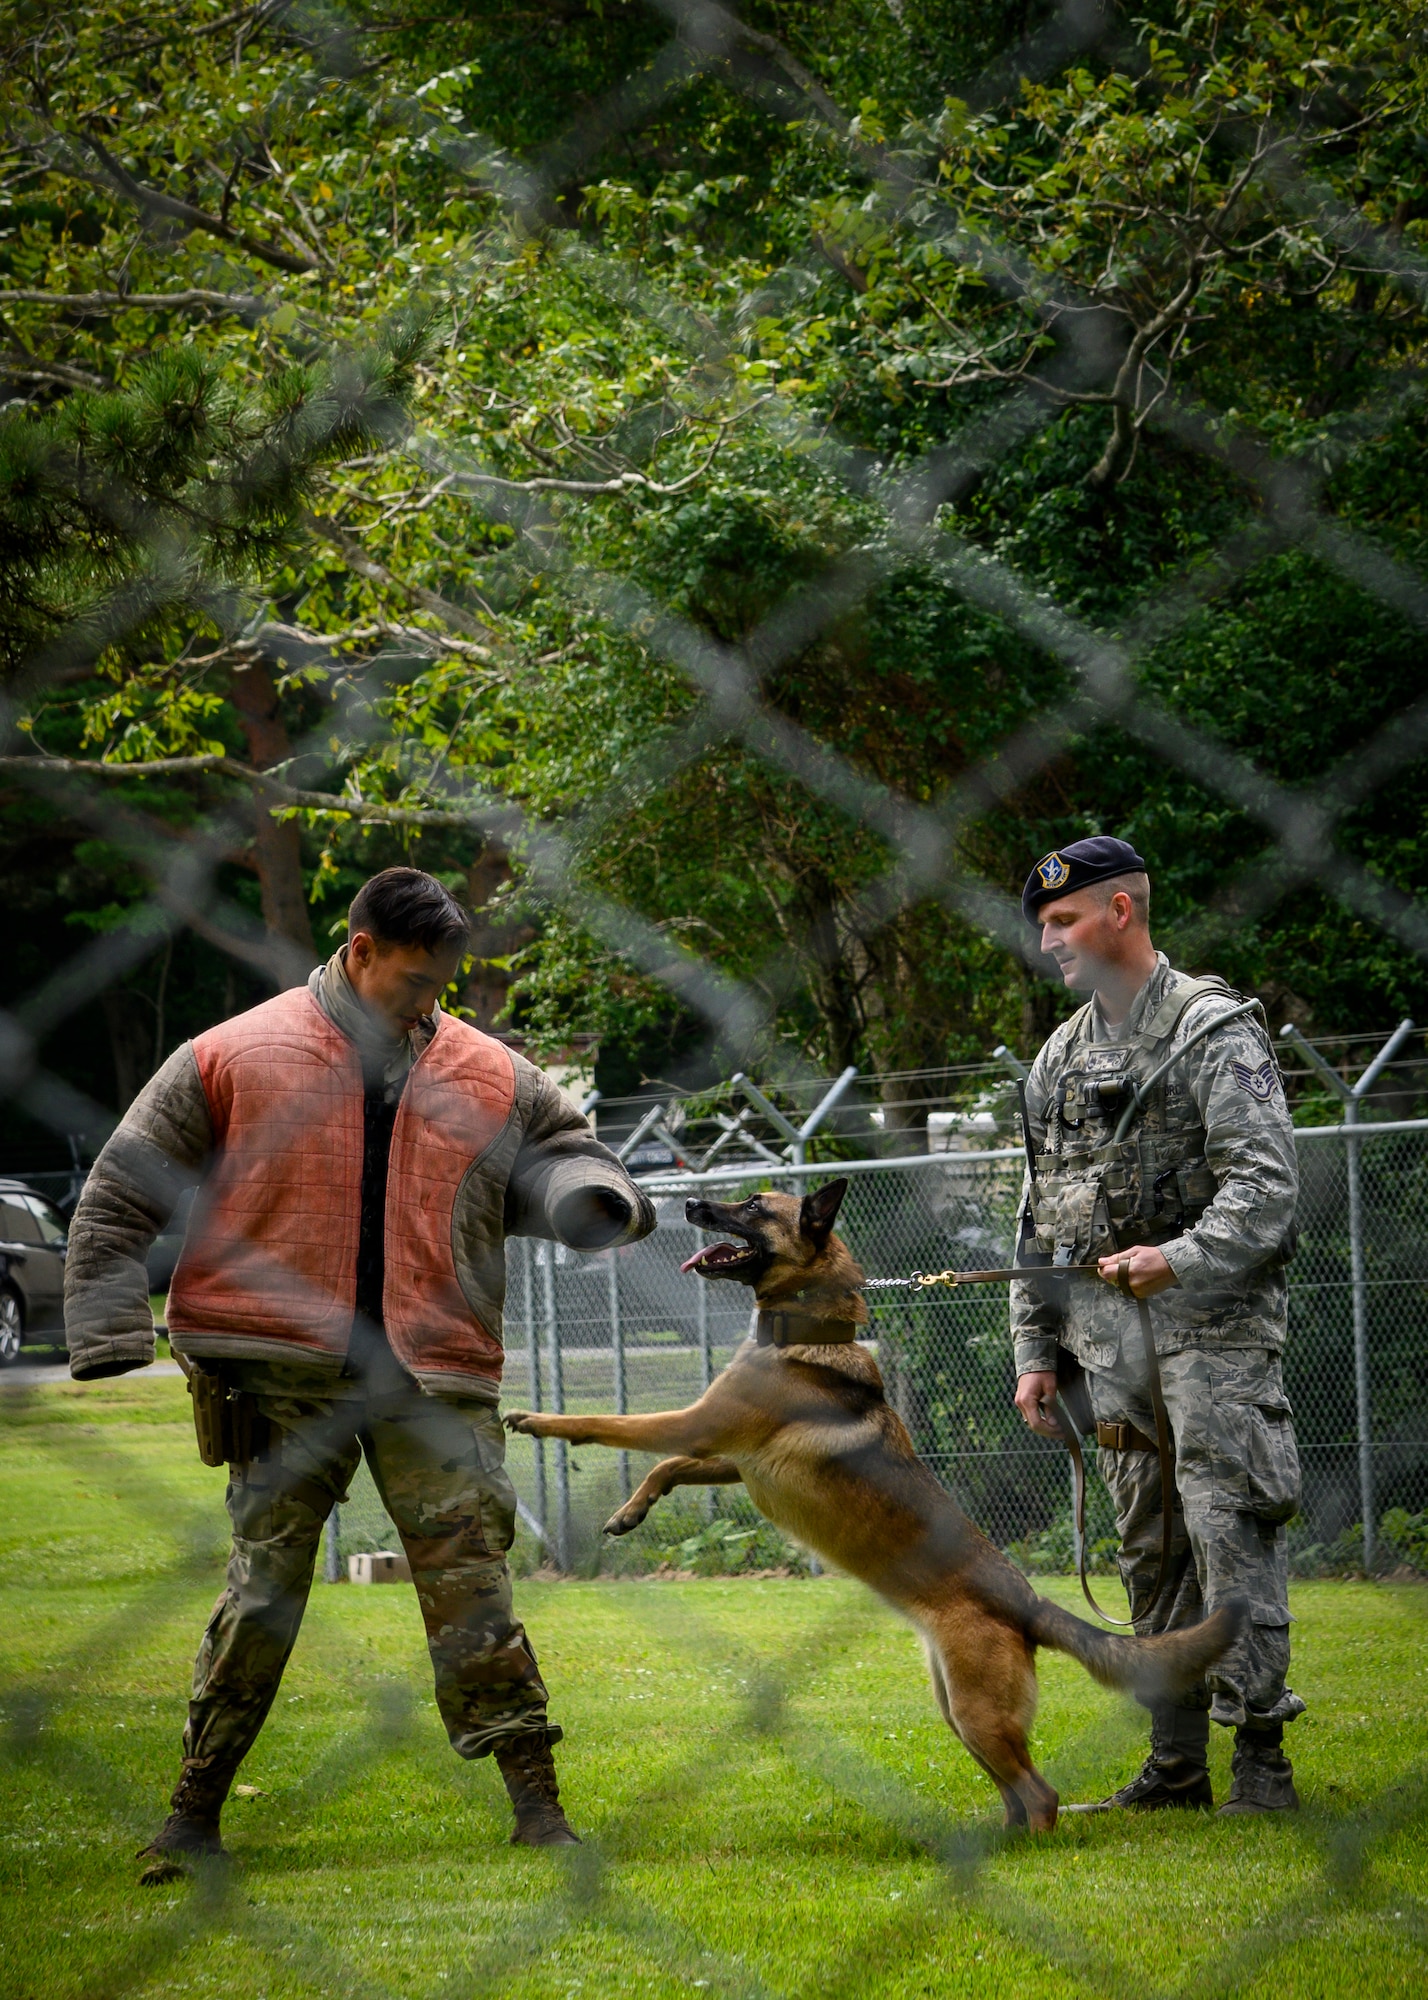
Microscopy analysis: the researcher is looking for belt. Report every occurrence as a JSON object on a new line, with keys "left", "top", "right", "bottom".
{"left": 1096, "top": 1418, "right": 1159, "bottom": 1454}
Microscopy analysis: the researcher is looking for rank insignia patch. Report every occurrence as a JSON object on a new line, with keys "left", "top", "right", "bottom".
{"left": 1232, "top": 1059, "right": 1277, "bottom": 1102}
{"left": 1036, "top": 852, "right": 1070, "bottom": 891}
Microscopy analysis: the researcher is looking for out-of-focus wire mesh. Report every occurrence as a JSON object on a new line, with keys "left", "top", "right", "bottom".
{"left": 5, "top": 0, "right": 1428, "bottom": 1992}
{"left": 483, "top": 1115, "right": 1428, "bottom": 1580}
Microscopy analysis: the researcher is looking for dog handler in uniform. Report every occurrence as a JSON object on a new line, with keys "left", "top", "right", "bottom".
{"left": 1010, "top": 836, "right": 1304, "bottom": 1814}
{"left": 64, "top": 868, "right": 654, "bottom": 1874}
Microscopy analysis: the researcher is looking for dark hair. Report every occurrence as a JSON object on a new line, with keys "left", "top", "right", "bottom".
{"left": 347, "top": 868, "right": 470, "bottom": 955}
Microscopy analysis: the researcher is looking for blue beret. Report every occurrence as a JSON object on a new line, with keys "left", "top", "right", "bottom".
{"left": 1022, "top": 836, "right": 1148, "bottom": 923}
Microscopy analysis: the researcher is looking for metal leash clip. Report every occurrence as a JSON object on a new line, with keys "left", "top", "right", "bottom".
{"left": 910, "top": 1269, "right": 961, "bottom": 1291}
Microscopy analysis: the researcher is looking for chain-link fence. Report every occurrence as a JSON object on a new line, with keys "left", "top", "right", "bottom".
{"left": 6, "top": 0, "right": 1428, "bottom": 1992}
{"left": 328, "top": 1113, "right": 1428, "bottom": 1584}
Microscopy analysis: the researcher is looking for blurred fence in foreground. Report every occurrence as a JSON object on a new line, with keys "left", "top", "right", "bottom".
{"left": 334, "top": 1115, "right": 1428, "bottom": 1582}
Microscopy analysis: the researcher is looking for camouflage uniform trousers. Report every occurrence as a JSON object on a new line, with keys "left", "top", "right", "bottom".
{"left": 1088, "top": 1343, "right": 1304, "bottom": 1728}
{"left": 180, "top": 1351, "right": 551, "bottom": 1791}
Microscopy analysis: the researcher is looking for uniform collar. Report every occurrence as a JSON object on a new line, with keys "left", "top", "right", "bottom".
{"left": 1090, "top": 951, "right": 1173, "bottom": 1044}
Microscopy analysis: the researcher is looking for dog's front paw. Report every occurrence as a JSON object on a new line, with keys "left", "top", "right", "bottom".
{"left": 504, "top": 1409, "right": 546, "bottom": 1435}
{"left": 602, "top": 1501, "right": 649, "bottom": 1537}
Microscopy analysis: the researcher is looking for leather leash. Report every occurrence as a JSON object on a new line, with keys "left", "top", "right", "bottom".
{"left": 1054, "top": 1251, "right": 1175, "bottom": 1629}
{"left": 864, "top": 1256, "right": 1174, "bottom": 1627}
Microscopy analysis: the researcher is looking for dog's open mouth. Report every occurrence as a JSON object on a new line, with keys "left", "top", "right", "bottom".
{"left": 680, "top": 1241, "right": 758, "bottom": 1277}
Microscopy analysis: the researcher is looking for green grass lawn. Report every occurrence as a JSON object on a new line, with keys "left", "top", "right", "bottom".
{"left": 1, "top": 1373, "right": 1426, "bottom": 2000}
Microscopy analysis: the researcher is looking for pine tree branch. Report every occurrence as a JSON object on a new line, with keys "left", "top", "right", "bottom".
{"left": 0, "top": 752, "right": 482, "bottom": 829}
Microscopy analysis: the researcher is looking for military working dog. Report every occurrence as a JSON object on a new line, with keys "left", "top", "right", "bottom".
{"left": 505, "top": 1179, "right": 1239, "bottom": 1830}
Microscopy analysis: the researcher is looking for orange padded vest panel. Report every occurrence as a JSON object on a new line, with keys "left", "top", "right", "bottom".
{"left": 383, "top": 1012, "right": 515, "bottom": 1379}
{"left": 168, "top": 988, "right": 518, "bottom": 1383}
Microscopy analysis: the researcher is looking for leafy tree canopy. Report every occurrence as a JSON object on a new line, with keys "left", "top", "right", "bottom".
{"left": 2, "top": 0, "right": 1426, "bottom": 1140}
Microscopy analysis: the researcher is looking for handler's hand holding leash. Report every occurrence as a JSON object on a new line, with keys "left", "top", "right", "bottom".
{"left": 1010, "top": 1249, "right": 1181, "bottom": 1629}
{"left": 1012, "top": 1251, "right": 1176, "bottom": 1436}
{"left": 1095, "top": 1243, "right": 1178, "bottom": 1299}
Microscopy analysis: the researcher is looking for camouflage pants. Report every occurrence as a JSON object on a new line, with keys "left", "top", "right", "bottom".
{"left": 181, "top": 1351, "right": 550, "bottom": 1787}
{"left": 1089, "top": 1344, "right": 1303, "bottom": 1728}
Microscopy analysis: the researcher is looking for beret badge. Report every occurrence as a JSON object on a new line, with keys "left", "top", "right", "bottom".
{"left": 1036, "top": 852, "right": 1071, "bottom": 891}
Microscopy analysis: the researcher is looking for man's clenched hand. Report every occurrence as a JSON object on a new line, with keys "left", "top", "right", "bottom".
{"left": 1014, "top": 1369, "right": 1064, "bottom": 1438}
{"left": 1095, "top": 1243, "right": 1178, "bottom": 1298}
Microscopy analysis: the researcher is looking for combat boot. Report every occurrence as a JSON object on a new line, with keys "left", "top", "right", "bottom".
{"left": 1066, "top": 1704, "right": 1213, "bottom": 1814}
{"left": 1218, "top": 1721, "right": 1299, "bottom": 1815}
{"left": 136, "top": 1758, "right": 235, "bottom": 1884}
{"left": 494, "top": 1728, "right": 580, "bottom": 1845}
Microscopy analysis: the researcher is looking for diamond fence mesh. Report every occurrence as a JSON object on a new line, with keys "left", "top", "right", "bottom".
{"left": 6, "top": 0, "right": 1428, "bottom": 1992}
{"left": 330, "top": 1117, "right": 1428, "bottom": 1583}
{"left": 350, "top": 1120, "right": 1427, "bottom": 1581}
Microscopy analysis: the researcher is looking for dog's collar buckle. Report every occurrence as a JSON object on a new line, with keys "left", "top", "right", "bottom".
{"left": 755, "top": 1309, "right": 860, "bottom": 1348}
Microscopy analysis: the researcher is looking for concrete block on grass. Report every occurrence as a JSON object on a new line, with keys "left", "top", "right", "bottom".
{"left": 348, "top": 1550, "right": 411, "bottom": 1584}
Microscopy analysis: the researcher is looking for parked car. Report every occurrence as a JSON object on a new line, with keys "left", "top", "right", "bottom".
{"left": 0, "top": 1179, "right": 69, "bottom": 1365}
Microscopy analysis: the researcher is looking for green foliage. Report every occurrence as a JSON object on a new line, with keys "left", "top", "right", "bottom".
{"left": 0, "top": 318, "right": 432, "bottom": 688}
{"left": 648, "top": 1492, "right": 816, "bottom": 1577}
{"left": 1289, "top": 1510, "right": 1428, "bottom": 1580}
{"left": 4, "top": 1, "right": 1428, "bottom": 1109}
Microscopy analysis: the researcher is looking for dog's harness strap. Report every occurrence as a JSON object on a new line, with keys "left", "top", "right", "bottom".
{"left": 755, "top": 1309, "right": 861, "bottom": 1348}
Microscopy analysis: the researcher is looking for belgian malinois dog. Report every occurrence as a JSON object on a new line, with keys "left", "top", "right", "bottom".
{"left": 505, "top": 1178, "right": 1240, "bottom": 1830}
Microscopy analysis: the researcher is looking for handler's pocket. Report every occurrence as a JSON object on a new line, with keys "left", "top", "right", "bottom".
{"left": 1210, "top": 1394, "right": 1301, "bottom": 1523}
{"left": 1243, "top": 1403, "right": 1301, "bottom": 1522}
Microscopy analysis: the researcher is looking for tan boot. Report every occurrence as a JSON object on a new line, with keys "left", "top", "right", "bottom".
{"left": 137, "top": 1758, "right": 234, "bottom": 1884}
{"left": 494, "top": 1730, "right": 580, "bottom": 1846}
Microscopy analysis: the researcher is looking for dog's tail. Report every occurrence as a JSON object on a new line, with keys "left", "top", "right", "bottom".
{"left": 1026, "top": 1593, "right": 1245, "bottom": 1704}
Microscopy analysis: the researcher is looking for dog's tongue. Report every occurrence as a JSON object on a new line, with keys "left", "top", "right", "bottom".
{"left": 681, "top": 1241, "right": 737, "bottom": 1274}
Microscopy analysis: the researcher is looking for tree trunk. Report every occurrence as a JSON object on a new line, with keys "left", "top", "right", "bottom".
{"left": 1020, "top": 971, "right": 1064, "bottom": 1057}
{"left": 879, "top": 1075, "right": 929, "bottom": 1154}
{"left": 463, "top": 846, "right": 534, "bottom": 1031}
{"left": 102, "top": 987, "right": 155, "bottom": 1111}
{"left": 230, "top": 661, "right": 316, "bottom": 963}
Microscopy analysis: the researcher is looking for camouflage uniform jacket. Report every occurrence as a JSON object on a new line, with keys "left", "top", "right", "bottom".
{"left": 66, "top": 957, "right": 654, "bottom": 1390}
{"left": 1011, "top": 955, "right": 1298, "bottom": 1378}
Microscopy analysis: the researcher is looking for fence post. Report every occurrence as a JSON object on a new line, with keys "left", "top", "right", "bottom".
{"left": 540, "top": 1242, "right": 571, "bottom": 1571}
{"left": 1343, "top": 1096, "right": 1375, "bottom": 1570}
{"left": 523, "top": 1238, "right": 547, "bottom": 1543}
{"left": 696, "top": 1255, "right": 716, "bottom": 1522}
{"left": 731, "top": 1065, "right": 858, "bottom": 1166}
{"left": 1281, "top": 1018, "right": 1414, "bottom": 1574}
{"left": 609, "top": 1246, "right": 630, "bottom": 1501}
{"left": 697, "top": 1259, "right": 713, "bottom": 1394}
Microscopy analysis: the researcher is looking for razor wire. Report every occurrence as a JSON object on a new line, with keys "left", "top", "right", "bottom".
{"left": 4, "top": 3, "right": 1428, "bottom": 1997}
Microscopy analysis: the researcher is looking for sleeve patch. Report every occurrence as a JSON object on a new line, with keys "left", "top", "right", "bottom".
{"left": 1232, "top": 1058, "right": 1278, "bottom": 1101}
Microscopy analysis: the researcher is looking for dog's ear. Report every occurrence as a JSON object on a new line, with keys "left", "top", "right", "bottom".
{"left": 800, "top": 1177, "right": 848, "bottom": 1244}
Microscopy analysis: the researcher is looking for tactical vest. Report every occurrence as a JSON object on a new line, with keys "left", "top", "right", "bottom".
{"left": 1024, "top": 974, "right": 1270, "bottom": 1266}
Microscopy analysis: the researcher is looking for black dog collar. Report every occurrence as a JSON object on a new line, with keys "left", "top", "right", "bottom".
{"left": 755, "top": 1309, "right": 862, "bottom": 1348}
